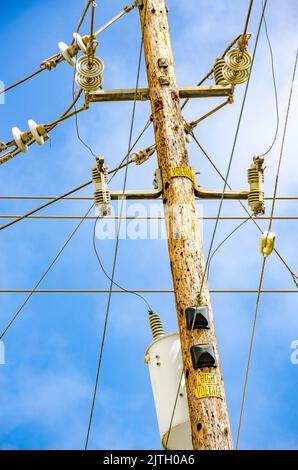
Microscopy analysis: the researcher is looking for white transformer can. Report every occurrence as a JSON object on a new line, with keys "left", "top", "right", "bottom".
{"left": 145, "top": 332, "right": 193, "bottom": 450}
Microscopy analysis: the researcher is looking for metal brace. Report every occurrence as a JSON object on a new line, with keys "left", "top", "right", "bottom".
{"left": 170, "top": 166, "right": 249, "bottom": 200}
{"left": 110, "top": 169, "right": 163, "bottom": 200}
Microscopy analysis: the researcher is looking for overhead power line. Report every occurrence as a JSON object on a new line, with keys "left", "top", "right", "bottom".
{"left": 207, "top": 4, "right": 280, "bottom": 281}
{"left": 0, "top": 121, "right": 152, "bottom": 342}
{"left": 0, "top": 117, "right": 152, "bottom": 232}
{"left": 259, "top": 2, "right": 280, "bottom": 157}
{"left": 0, "top": 195, "right": 297, "bottom": 201}
{"left": 236, "top": 48, "right": 298, "bottom": 450}
{"left": 190, "top": 131, "right": 298, "bottom": 283}
{"left": 84, "top": 0, "right": 149, "bottom": 451}
{"left": 0, "top": 290, "right": 296, "bottom": 295}
{"left": 0, "top": 204, "right": 94, "bottom": 341}
{"left": 0, "top": 215, "right": 297, "bottom": 221}
{"left": 0, "top": 2, "right": 136, "bottom": 97}
{"left": 0, "top": 90, "right": 84, "bottom": 166}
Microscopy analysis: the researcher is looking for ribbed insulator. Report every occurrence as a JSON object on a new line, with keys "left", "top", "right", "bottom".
{"left": 222, "top": 65, "right": 250, "bottom": 85}
{"left": 94, "top": 188, "right": 111, "bottom": 205}
{"left": 75, "top": 72, "right": 103, "bottom": 92}
{"left": 225, "top": 49, "right": 252, "bottom": 71}
{"left": 149, "top": 312, "right": 165, "bottom": 341}
{"left": 92, "top": 165, "right": 103, "bottom": 180}
{"left": 92, "top": 162, "right": 111, "bottom": 216}
{"left": 248, "top": 192, "right": 264, "bottom": 204}
{"left": 76, "top": 56, "right": 104, "bottom": 76}
{"left": 92, "top": 167, "right": 99, "bottom": 180}
{"left": 75, "top": 55, "right": 104, "bottom": 91}
{"left": 247, "top": 164, "right": 265, "bottom": 215}
{"left": 213, "top": 58, "right": 229, "bottom": 85}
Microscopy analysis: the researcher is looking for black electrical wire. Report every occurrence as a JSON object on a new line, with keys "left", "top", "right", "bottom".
{"left": 260, "top": 2, "right": 280, "bottom": 157}
{"left": 206, "top": 215, "right": 253, "bottom": 280}
{"left": 190, "top": 132, "right": 298, "bottom": 284}
{"left": 0, "top": 1, "right": 93, "bottom": 97}
{"left": 0, "top": 204, "right": 95, "bottom": 340}
{"left": 0, "top": 129, "right": 151, "bottom": 339}
{"left": 0, "top": 117, "right": 151, "bottom": 232}
{"left": 84, "top": 0, "right": 150, "bottom": 450}
{"left": 92, "top": 216, "right": 152, "bottom": 311}
{"left": 236, "top": 49, "right": 298, "bottom": 450}
{"left": 207, "top": 11, "right": 280, "bottom": 281}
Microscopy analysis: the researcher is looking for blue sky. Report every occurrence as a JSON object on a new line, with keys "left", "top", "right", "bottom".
{"left": 0, "top": 0, "right": 297, "bottom": 450}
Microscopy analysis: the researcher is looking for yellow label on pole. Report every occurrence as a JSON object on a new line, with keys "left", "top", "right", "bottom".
{"left": 170, "top": 166, "right": 193, "bottom": 180}
{"left": 170, "top": 166, "right": 199, "bottom": 190}
{"left": 195, "top": 372, "right": 223, "bottom": 400}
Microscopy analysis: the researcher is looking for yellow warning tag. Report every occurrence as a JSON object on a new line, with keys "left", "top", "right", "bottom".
{"left": 195, "top": 372, "right": 223, "bottom": 400}
{"left": 170, "top": 166, "right": 193, "bottom": 180}
{"left": 170, "top": 166, "right": 199, "bottom": 190}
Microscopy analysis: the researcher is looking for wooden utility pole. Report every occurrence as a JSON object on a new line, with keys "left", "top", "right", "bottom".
{"left": 138, "top": 0, "right": 233, "bottom": 450}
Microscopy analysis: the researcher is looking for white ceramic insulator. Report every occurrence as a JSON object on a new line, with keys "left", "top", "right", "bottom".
{"left": 58, "top": 42, "right": 75, "bottom": 67}
{"left": 12, "top": 127, "right": 28, "bottom": 153}
{"left": 28, "top": 119, "right": 45, "bottom": 145}
{"left": 185, "top": 133, "right": 192, "bottom": 144}
{"left": 73, "top": 33, "right": 87, "bottom": 53}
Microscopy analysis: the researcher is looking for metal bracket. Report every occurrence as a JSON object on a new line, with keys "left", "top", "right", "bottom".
{"left": 88, "top": 85, "right": 234, "bottom": 103}
{"left": 170, "top": 166, "right": 249, "bottom": 200}
{"left": 195, "top": 187, "right": 249, "bottom": 200}
{"left": 110, "top": 169, "right": 163, "bottom": 200}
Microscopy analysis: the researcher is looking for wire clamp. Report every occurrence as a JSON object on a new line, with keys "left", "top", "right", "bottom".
{"left": 260, "top": 230, "right": 276, "bottom": 257}
{"left": 131, "top": 144, "right": 156, "bottom": 165}
{"left": 40, "top": 53, "right": 62, "bottom": 71}
{"left": 0, "top": 142, "right": 8, "bottom": 152}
